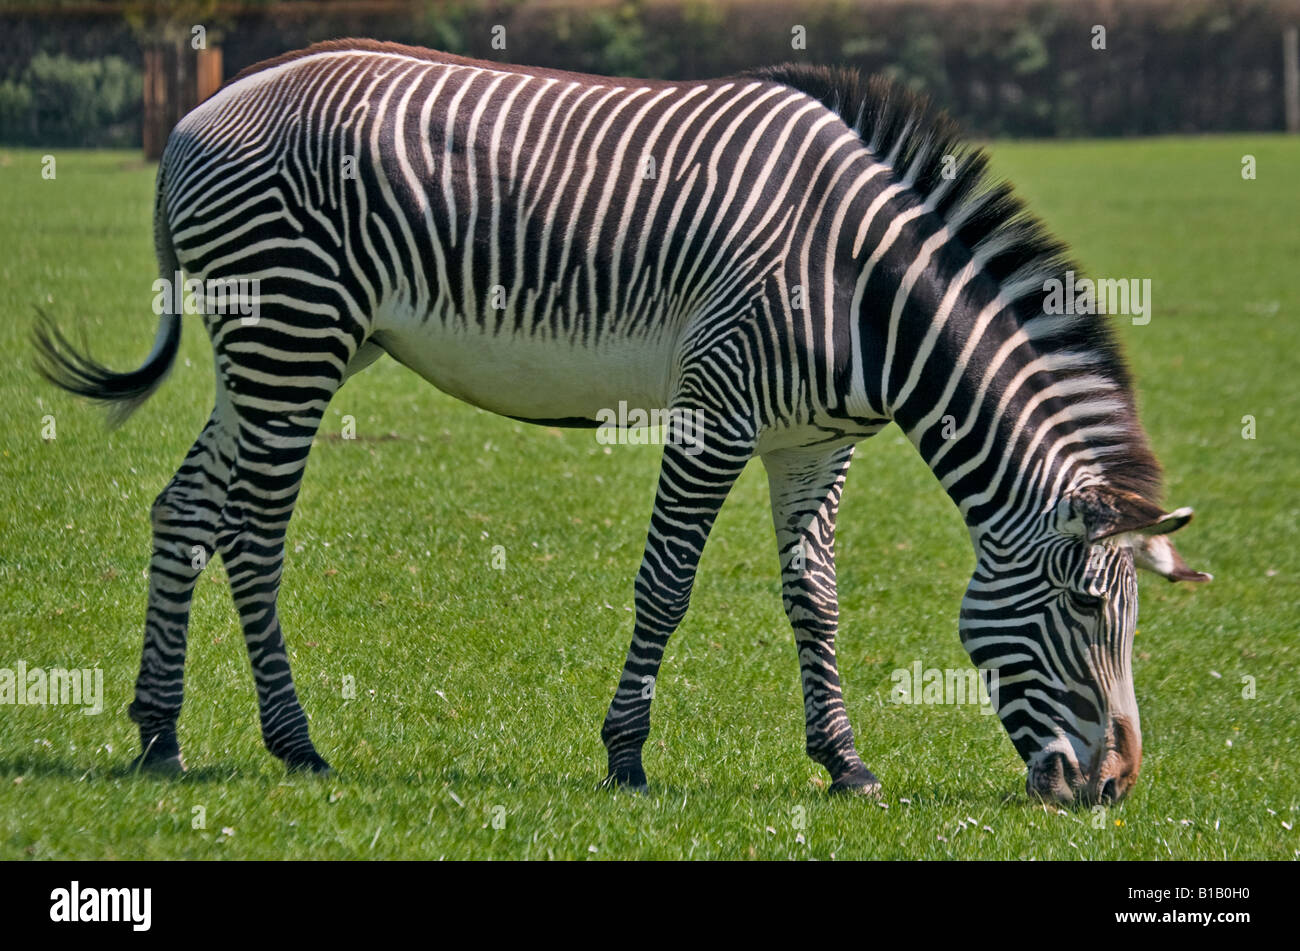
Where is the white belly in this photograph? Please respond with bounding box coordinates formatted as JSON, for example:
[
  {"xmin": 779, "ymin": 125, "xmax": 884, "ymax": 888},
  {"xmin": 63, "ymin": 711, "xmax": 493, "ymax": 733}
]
[{"xmin": 373, "ymin": 311, "xmax": 674, "ymax": 422}]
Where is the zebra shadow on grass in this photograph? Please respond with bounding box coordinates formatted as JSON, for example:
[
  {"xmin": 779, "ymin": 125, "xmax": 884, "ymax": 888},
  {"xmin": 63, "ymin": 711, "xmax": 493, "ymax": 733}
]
[
  {"xmin": 0, "ymin": 756, "xmax": 1036, "ymax": 808},
  {"xmin": 0, "ymin": 754, "xmax": 276, "ymax": 784}
]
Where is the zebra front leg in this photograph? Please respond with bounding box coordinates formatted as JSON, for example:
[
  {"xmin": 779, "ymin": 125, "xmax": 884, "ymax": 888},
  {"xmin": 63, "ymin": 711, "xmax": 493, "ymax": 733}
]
[
  {"xmin": 601, "ymin": 414, "xmax": 755, "ymax": 791},
  {"xmin": 128, "ymin": 414, "xmax": 234, "ymax": 774},
  {"xmin": 218, "ymin": 410, "xmax": 334, "ymax": 774},
  {"xmin": 762, "ymin": 445, "xmax": 880, "ymax": 795}
]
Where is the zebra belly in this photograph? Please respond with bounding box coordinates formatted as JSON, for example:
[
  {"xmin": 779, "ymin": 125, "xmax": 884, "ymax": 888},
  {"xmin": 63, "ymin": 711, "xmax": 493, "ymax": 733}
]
[{"xmin": 373, "ymin": 314, "xmax": 673, "ymax": 423}]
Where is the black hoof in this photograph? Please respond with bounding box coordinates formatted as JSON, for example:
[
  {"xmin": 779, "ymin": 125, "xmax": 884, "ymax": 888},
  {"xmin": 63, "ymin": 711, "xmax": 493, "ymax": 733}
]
[
  {"xmin": 284, "ymin": 749, "xmax": 333, "ymax": 775},
  {"xmin": 828, "ymin": 764, "xmax": 882, "ymax": 796},
  {"xmin": 600, "ymin": 764, "xmax": 649, "ymax": 794},
  {"xmin": 131, "ymin": 733, "xmax": 185, "ymax": 777}
]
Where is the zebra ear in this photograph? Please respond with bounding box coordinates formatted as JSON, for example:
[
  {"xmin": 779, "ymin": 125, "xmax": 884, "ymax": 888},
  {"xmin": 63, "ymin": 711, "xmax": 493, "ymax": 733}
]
[
  {"xmin": 1074, "ymin": 486, "xmax": 1172, "ymax": 542},
  {"xmin": 1129, "ymin": 532, "xmax": 1213, "ymax": 583},
  {"xmin": 1074, "ymin": 488, "xmax": 1211, "ymax": 583}
]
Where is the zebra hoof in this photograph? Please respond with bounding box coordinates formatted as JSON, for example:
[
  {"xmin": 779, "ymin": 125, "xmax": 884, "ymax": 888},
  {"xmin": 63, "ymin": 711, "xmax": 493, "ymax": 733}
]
[
  {"xmin": 600, "ymin": 767, "xmax": 649, "ymax": 794},
  {"xmin": 284, "ymin": 750, "xmax": 333, "ymax": 775},
  {"xmin": 828, "ymin": 765, "xmax": 882, "ymax": 797},
  {"xmin": 131, "ymin": 731, "xmax": 185, "ymax": 777}
]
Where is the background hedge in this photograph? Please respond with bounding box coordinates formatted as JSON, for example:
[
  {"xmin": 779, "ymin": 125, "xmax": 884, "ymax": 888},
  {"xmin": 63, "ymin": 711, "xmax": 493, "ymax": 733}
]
[{"xmin": 1, "ymin": 0, "xmax": 1298, "ymax": 146}]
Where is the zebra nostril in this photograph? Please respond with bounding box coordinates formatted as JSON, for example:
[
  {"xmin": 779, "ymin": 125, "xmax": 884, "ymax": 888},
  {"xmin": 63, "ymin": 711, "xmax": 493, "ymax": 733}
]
[{"xmin": 1100, "ymin": 777, "xmax": 1119, "ymax": 803}]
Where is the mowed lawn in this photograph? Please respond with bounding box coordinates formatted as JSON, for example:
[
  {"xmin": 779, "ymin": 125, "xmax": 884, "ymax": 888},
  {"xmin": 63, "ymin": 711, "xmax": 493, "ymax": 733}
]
[{"xmin": 0, "ymin": 137, "xmax": 1295, "ymax": 859}]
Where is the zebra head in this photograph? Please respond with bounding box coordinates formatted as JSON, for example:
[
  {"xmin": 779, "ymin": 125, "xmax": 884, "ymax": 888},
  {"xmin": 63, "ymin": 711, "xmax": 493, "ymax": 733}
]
[{"xmin": 963, "ymin": 486, "xmax": 1210, "ymax": 806}]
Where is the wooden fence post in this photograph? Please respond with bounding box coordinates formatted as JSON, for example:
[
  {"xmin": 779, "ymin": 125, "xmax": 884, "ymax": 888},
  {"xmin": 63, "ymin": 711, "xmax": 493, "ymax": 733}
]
[
  {"xmin": 1284, "ymin": 27, "xmax": 1299, "ymax": 133},
  {"xmin": 142, "ymin": 41, "xmax": 224, "ymax": 160},
  {"xmin": 197, "ymin": 47, "xmax": 224, "ymax": 104}
]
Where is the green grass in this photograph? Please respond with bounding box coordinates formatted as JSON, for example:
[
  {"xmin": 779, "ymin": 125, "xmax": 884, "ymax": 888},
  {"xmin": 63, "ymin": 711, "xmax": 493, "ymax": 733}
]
[{"xmin": 0, "ymin": 138, "xmax": 1296, "ymax": 859}]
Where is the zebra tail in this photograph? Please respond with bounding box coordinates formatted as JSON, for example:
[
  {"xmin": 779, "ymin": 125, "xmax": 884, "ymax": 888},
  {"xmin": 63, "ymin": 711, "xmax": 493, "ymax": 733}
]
[{"xmin": 32, "ymin": 163, "xmax": 183, "ymax": 429}]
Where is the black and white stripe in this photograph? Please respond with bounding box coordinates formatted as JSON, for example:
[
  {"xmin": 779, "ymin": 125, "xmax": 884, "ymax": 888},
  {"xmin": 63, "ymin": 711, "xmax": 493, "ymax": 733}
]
[{"xmin": 35, "ymin": 43, "xmax": 1208, "ymax": 802}]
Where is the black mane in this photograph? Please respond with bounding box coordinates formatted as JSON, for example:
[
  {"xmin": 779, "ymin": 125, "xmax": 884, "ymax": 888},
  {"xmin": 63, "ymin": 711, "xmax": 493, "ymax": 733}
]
[{"xmin": 747, "ymin": 64, "xmax": 1163, "ymax": 506}]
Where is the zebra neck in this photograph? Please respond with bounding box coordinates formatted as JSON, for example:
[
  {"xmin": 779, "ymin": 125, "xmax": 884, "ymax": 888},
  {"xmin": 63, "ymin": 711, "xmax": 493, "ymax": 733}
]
[{"xmin": 882, "ymin": 299, "xmax": 1118, "ymax": 541}]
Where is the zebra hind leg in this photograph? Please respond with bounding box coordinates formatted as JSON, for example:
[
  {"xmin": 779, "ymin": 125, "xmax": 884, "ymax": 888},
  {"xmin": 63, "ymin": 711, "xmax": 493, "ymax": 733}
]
[
  {"xmin": 207, "ymin": 316, "xmax": 353, "ymax": 774},
  {"xmin": 600, "ymin": 411, "xmax": 755, "ymax": 791},
  {"xmin": 762, "ymin": 445, "xmax": 880, "ymax": 795},
  {"xmin": 217, "ymin": 402, "xmax": 340, "ymax": 774},
  {"xmin": 129, "ymin": 413, "xmax": 235, "ymax": 774}
]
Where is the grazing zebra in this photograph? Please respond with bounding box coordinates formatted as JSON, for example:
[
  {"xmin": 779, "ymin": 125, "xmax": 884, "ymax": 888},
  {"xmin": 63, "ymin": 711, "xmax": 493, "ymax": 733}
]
[{"xmin": 36, "ymin": 40, "xmax": 1209, "ymax": 805}]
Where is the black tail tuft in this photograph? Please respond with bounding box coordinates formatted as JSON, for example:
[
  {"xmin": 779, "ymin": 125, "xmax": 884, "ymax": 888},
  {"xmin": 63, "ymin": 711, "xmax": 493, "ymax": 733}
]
[{"xmin": 32, "ymin": 307, "xmax": 182, "ymax": 429}]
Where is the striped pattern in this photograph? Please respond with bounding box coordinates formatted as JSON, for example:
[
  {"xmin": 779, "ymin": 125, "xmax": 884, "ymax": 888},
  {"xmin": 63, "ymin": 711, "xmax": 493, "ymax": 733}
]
[{"xmin": 35, "ymin": 42, "xmax": 1207, "ymax": 803}]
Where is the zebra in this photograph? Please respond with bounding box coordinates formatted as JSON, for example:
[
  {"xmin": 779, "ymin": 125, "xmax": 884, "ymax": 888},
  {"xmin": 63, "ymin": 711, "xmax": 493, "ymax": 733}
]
[{"xmin": 35, "ymin": 40, "xmax": 1209, "ymax": 805}]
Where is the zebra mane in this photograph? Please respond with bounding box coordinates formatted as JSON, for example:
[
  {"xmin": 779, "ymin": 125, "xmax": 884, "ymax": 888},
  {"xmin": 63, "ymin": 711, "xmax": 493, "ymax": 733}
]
[{"xmin": 748, "ymin": 63, "xmax": 1163, "ymax": 507}]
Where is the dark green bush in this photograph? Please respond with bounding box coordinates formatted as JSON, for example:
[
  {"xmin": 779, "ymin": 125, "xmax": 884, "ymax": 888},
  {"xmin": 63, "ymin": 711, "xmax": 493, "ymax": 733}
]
[
  {"xmin": 0, "ymin": 0, "xmax": 1292, "ymax": 144},
  {"xmin": 0, "ymin": 53, "xmax": 142, "ymax": 147}
]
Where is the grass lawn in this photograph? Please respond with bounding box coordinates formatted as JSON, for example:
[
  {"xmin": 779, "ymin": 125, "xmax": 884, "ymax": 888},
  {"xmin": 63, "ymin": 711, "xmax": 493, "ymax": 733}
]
[{"xmin": 0, "ymin": 137, "xmax": 1295, "ymax": 859}]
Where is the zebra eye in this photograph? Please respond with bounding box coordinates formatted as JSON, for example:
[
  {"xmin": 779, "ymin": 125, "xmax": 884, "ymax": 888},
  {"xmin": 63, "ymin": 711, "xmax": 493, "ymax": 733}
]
[{"xmin": 1068, "ymin": 589, "xmax": 1104, "ymax": 611}]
